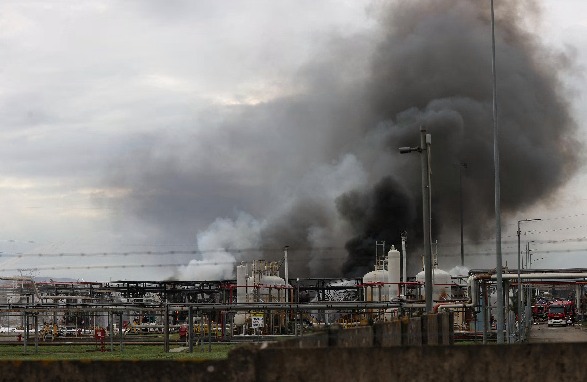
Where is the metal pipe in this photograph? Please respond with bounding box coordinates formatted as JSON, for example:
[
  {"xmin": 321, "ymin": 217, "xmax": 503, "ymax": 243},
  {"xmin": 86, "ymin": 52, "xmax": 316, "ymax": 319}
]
[
  {"xmin": 208, "ymin": 315, "xmax": 212, "ymax": 353},
  {"xmin": 166, "ymin": 302, "xmax": 402, "ymax": 311},
  {"xmin": 188, "ymin": 307, "xmax": 193, "ymax": 353},
  {"xmin": 517, "ymin": 218, "xmax": 541, "ymax": 340},
  {"xmin": 284, "ymin": 246, "xmax": 289, "ymax": 303},
  {"xmin": 118, "ymin": 313, "xmax": 123, "ymax": 352},
  {"xmin": 505, "ymin": 280, "xmax": 510, "ymax": 343},
  {"xmin": 517, "ymin": 220, "xmax": 522, "ymax": 339},
  {"xmin": 109, "ymin": 312, "xmax": 114, "ymax": 352},
  {"xmin": 34, "ymin": 314, "xmax": 38, "ymax": 354},
  {"xmin": 490, "ymin": 273, "xmax": 587, "ymax": 280},
  {"xmin": 401, "ymin": 231, "xmax": 407, "ymax": 288},
  {"xmin": 482, "ymin": 280, "xmax": 487, "ymax": 344},
  {"xmin": 526, "ymin": 243, "xmax": 532, "ymax": 329},
  {"xmin": 163, "ymin": 304, "xmax": 169, "ymax": 353}
]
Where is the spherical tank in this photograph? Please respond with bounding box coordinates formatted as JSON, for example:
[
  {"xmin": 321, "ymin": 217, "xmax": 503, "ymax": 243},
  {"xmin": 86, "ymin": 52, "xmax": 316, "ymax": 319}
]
[
  {"xmin": 363, "ymin": 269, "xmax": 390, "ymax": 302},
  {"xmin": 433, "ymin": 269, "xmax": 451, "ymax": 299},
  {"xmin": 416, "ymin": 268, "xmax": 451, "ymax": 301}
]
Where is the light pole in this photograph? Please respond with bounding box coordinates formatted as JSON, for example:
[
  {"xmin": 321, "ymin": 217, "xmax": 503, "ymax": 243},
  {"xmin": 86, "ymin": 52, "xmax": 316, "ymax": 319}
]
[
  {"xmin": 399, "ymin": 126, "xmax": 433, "ymax": 312},
  {"xmin": 490, "ymin": 0, "xmax": 505, "ymax": 344},
  {"xmin": 517, "ymin": 218, "xmax": 541, "ymax": 339},
  {"xmin": 283, "ymin": 246, "xmax": 289, "ymax": 303}
]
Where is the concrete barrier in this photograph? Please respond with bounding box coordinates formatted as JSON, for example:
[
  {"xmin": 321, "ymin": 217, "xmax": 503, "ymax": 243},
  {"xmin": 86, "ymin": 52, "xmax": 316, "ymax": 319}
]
[
  {"xmin": 407, "ymin": 316, "xmax": 423, "ymax": 346},
  {"xmin": 4, "ymin": 342, "xmax": 587, "ymax": 381},
  {"xmin": 441, "ymin": 312, "xmax": 454, "ymax": 345},
  {"xmin": 333, "ymin": 325, "xmax": 373, "ymax": 347},
  {"xmin": 426, "ymin": 313, "xmax": 440, "ymax": 345},
  {"xmin": 0, "ymin": 313, "xmax": 459, "ymax": 380},
  {"xmin": 373, "ymin": 319, "xmax": 403, "ymax": 346},
  {"xmin": 270, "ymin": 313, "xmax": 453, "ymax": 349},
  {"xmin": 255, "ymin": 343, "xmax": 587, "ymax": 381},
  {"xmin": 267, "ymin": 331, "xmax": 329, "ymax": 348}
]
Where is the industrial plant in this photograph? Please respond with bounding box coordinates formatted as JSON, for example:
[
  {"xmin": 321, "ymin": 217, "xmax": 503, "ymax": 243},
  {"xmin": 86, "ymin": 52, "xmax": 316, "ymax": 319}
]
[{"xmin": 1, "ymin": 239, "xmax": 586, "ymax": 350}]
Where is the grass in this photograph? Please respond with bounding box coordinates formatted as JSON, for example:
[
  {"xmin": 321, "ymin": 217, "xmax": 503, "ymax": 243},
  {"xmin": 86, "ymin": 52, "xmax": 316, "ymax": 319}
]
[{"xmin": 0, "ymin": 343, "xmax": 237, "ymax": 361}]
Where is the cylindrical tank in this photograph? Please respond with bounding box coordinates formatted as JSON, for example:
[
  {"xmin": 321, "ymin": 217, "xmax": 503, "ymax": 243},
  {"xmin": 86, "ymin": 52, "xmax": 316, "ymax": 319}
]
[
  {"xmin": 234, "ymin": 264, "xmax": 248, "ymax": 325},
  {"xmin": 416, "ymin": 268, "xmax": 451, "ymax": 301},
  {"xmin": 467, "ymin": 275, "xmax": 479, "ymax": 305},
  {"xmin": 236, "ymin": 264, "xmax": 248, "ymax": 304},
  {"xmin": 363, "ymin": 269, "xmax": 390, "ymax": 302},
  {"xmin": 387, "ymin": 246, "xmax": 401, "ymax": 298}
]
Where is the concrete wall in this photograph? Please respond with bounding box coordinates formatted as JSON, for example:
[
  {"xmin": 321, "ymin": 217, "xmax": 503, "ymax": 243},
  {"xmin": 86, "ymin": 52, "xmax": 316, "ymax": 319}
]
[
  {"xmin": 270, "ymin": 313, "xmax": 453, "ymax": 349},
  {"xmin": 3, "ymin": 342, "xmax": 587, "ymax": 381},
  {"xmin": 329, "ymin": 325, "xmax": 374, "ymax": 347},
  {"xmin": 255, "ymin": 344, "xmax": 587, "ymax": 381},
  {"xmin": 373, "ymin": 318, "xmax": 405, "ymax": 346}
]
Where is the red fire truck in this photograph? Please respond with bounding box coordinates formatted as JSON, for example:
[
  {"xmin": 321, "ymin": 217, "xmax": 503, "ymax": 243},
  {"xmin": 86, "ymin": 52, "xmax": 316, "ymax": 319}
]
[
  {"xmin": 532, "ymin": 303, "xmax": 548, "ymax": 322},
  {"xmin": 547, "ymin": 300, "xmax": 575, "ymax": 327}
]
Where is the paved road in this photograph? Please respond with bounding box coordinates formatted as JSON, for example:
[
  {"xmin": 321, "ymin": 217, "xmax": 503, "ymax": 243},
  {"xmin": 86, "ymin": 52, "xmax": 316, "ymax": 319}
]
[{"xmin": 528, "ymin": 323, "xmax": 587, "ymax": 343}]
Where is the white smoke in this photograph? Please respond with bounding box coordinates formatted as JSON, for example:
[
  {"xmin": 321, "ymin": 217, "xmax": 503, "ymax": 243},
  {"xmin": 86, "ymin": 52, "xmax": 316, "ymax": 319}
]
[
  {"xmin": 175, "ymin": 212, "xmax": 263, "ymax": 280},
  {"xmin": 176, "ymin": 154, "xmax": 367, "ymax": 280},
  {"xmin": 449, "ymin": 265, "xmax": 470, "ymax": 277}
]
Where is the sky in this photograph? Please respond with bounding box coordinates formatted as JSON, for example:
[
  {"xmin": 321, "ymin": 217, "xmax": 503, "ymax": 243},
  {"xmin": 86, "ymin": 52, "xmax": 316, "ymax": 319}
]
[{"xmin": 1, "ymin": 0, "xmax": 587, "ymax": 282}]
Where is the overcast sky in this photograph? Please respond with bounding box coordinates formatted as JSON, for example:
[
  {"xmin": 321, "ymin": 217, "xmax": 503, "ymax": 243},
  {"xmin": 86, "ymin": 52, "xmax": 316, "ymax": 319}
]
[{"xmin": 1, "ymin": 0, "xmax": 587, "ymax": 282}]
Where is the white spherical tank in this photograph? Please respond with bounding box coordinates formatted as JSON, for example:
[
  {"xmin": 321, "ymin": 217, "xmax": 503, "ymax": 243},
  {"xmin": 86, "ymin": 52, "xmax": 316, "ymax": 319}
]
[
  {"xmin": 416, "ymin": 268, "xmax": 452, "ymax": 301},
  {"xmin": 387, "ymin": 246, "xmax": 401, "ymax": 298},
  {"xmin": 433, "ymin": 268, "xmax": 451, "ymax": 299},
  {"xmin": 257, "ymin": 275, "xmax": 286, "ymax": 302},
  {"xmin": 363, "ymin": 269, "xmax": 390, "ymax": 302}
]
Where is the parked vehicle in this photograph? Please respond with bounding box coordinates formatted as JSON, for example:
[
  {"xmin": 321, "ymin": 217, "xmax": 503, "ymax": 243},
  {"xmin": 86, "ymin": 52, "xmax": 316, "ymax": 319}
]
[
  {"xmin": 547, "ymin": 300, "xmax": 575, "ymax": 327},
  {"xmin": 532, "ymin": 303, "xmax": 548, "ymax": 322}
]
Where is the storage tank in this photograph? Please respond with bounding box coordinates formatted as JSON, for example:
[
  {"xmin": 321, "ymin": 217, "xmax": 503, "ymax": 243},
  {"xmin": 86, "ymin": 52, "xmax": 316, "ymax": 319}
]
[
  {"xmin": 387, "ymin": 246, "xmax": 401, "ymax": 298},
  {"xmin": 363, "ymin": 269, "xmax": 390, "ymax": 302},
  {"xmin": 467, "ymin": 275, "xmax": 479, "ymax": 305},
  {"xmin": 416, "ymin": 268, "xmax": 451, "ymax": 301},
  {"xmin": 234, "ymin": 263, "xmax": 248, "ymax": 325},
  {"xmin": 236, "ymin": 263, "xmax": 248, "ymax": 303},
  {"xmin": 257, "ymin": 274, "xmax": 286, "ymax": 302}
]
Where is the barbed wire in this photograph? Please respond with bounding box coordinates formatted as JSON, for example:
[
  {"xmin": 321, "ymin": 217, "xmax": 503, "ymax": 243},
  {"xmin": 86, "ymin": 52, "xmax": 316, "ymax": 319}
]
[
  {"xmin": 0, "ymin": 247, "xmax": 342, "ymax": 258},
  {"xmin": 1, "ymin": 246, "xmax": 587, "ymax": 274},
  {"xmin": 1, "ymin": 235, "xmax": 587, "ymax": 259},
  {"xmin": 0, "ymin": 241, "xmax": 586, "ymax": 259}
]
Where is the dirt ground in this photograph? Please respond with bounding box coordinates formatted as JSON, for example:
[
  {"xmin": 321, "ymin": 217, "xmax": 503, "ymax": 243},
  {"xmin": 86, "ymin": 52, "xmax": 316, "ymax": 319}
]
[{"xmin": 527, "ymin": 323, "xmax": 587, "ymax": 343}]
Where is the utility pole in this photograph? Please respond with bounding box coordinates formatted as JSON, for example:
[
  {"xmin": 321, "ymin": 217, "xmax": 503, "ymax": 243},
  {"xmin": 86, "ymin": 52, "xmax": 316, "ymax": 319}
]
[
  {"xmin": 283, "ymin": 246, "xmax": 289, "ymax": 303},
  {"xmin": 459, "ymin": 163, "xmax": 467, "ymax": 267},
  {"xmin": 490, "ymin": 0, "xmax": 505, "ymax": 344},
  {"xmin": 517, "ymin": 218, "xmax": 541, "ymax": 340},
  {"xmin": 399, "ymin": 127, "xmax": 433, "ymax": 312}
]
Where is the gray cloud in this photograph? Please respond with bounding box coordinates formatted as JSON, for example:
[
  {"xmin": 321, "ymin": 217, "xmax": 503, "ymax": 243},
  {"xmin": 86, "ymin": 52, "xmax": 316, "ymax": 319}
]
[{"xmin": 1, "ymin": 0, "xmax": 584, "ymax": 281}]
